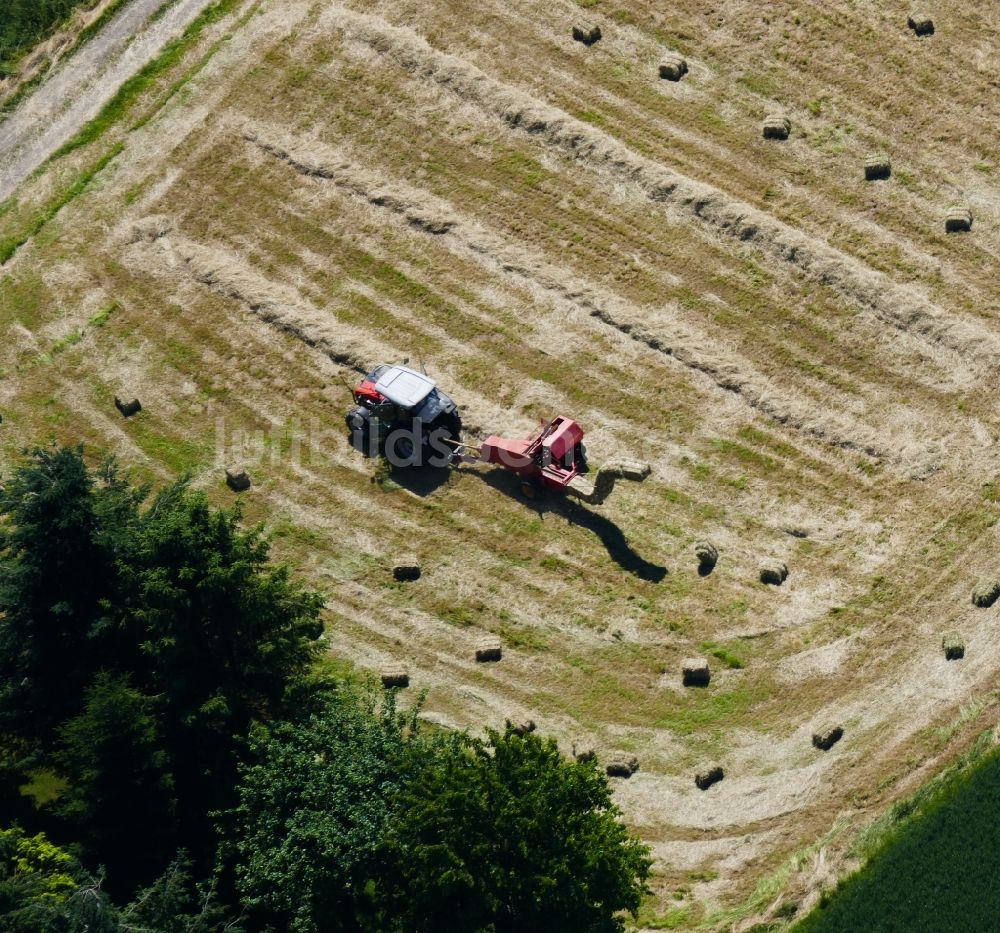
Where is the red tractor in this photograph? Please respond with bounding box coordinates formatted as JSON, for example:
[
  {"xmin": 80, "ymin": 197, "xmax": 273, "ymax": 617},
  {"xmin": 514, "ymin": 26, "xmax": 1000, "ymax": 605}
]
[{"xmin": 347, "ymin": 365, "xmax": 649, "ymax": 503}]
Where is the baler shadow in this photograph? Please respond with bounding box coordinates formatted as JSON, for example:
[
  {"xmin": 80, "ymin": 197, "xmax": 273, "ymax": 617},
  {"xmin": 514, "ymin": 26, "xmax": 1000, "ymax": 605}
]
[{"xmin": 462, "ymin": 466, "xmax": 667, "ymax": 583}]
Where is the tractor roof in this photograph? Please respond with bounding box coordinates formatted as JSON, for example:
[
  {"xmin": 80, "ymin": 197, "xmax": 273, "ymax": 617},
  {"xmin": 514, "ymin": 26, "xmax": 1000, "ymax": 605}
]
[{"xmin": 374, "ymin": 366, "xmax": 436, "ymax": 409}]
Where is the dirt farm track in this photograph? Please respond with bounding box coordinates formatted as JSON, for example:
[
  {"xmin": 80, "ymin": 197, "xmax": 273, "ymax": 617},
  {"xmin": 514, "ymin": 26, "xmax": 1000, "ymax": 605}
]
[{"xmin": 1, "ymin": 0, "xmax": 998, "ymax": 927}]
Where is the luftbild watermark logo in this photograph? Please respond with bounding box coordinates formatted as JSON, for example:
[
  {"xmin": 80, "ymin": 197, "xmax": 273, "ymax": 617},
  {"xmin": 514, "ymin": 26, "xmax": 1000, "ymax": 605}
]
[
  {"xmin": 212, "ymin": 416, "xmax": 589, "ymax": 473},
  {"xmin": 213, "ymin": 415, "xmax": 463, "ymax": 471}
]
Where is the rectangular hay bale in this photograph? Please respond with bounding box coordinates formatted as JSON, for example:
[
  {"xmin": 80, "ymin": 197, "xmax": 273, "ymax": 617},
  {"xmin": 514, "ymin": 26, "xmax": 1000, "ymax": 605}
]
[
  {"xmin": 812, "ymin": 724, "xmax": 843, "ymax": 751},
  {"xmin": 380, "ymin": 666, "xmax": 410, "ymax": 688},
  {"xmin": 572, "ymin": 24, "xmax": 602, "ymax": 45},
  {"xmin": 682, "ymin": 657, "xmax": 711, "ymax": 687},
  {"xmin": 946, "ymin": 207, "xmax": 973, "ymax": 233},
  {"xmin": 392, "ymin": 556, "xmax": 421, "ymax": 582},
  {"xmin": 864, "ymin": 154, "xmax": 891, "ymax": 180},
  {"xmin": 658, "ymin": 54, "xmax": 688, "ymax": 81},
  {"xmin": 942, "ymin": 631, "xmax": 965, "ymax": 661},
  {"xmin": 475, "ymin": 636, "xmax": 503, "ymax": 663},
  {"xmin": 606, "ymin": 753, "xmax": 639, "ymax": 777},
  {"xmin": 695, "ymin": 766, "xmax": 724, "ymax": 790},
  {"xmin": 762, "ymin": 115, "xmax": 791, "ymax": 140}
]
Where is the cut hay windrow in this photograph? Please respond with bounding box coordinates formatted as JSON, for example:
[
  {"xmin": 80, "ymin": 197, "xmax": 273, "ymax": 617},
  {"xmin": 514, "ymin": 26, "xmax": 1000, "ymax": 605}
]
[
  {"xmin": 331, "ymin": 8, "xmax": 1000, "ymax": 369},
  {"xmin": 242, "ymin": 122, "xmax": 893, "ymax": 463}
]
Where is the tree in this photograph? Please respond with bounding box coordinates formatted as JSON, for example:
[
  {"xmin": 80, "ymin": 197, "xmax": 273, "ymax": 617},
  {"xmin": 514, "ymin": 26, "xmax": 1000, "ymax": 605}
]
[
  {"xmin": 120, "ymin": 851, "xmax": 241, "ymax": 933},
  {"xmin": 0, "ymin": 446, "xmax": 138, "ymax": 748},
  {"xmin": 381, "ymin": 726, "xmax": 652, "ymax": 933},
  {"xmin": 124, "ymin": 481, "xmax": 325, "ymax": 864},
  {"xmin": 0, "ymin": 446, "xmax": 326, "ymax": 888},
  {"xmin": 0, "ymin": 825, "xmax": 119, "ymax": 933},
  {"xmin": 227, "ymin": 691, "xmax": 417, "ymax": 933},
  {"xmin": 55, "ymin": 673, "xmax": 175, "ymax": 895}
]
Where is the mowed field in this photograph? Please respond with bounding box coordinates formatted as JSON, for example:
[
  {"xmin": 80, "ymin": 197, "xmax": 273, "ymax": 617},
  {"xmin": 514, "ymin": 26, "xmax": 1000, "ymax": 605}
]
[{"xmin": 1, "ymin": 0, "xmax": 999, "ymax": 926}]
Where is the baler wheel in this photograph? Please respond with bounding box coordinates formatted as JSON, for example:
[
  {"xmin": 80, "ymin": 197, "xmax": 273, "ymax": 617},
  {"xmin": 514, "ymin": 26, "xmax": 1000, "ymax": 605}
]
[{"xmin": 520, "ymin": 479, "xmax": 542, "ymax": 499}]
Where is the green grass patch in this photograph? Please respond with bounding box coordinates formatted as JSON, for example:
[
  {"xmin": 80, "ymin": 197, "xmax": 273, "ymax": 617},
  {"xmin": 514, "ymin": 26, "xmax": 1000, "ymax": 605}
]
[
  {"xmin": 656, "ymin": 681, "xmax": 764, "ymax": 736},
  {"xmin": 700, "ymin": 640, "xmax": 745, "ymax": 670},
  {"xmin": 492, "ymin": 149, "xmax": 548, "ymax": 189},
  {"xmin": 128, "ymin": 422, "xmax": 213, "ymax": 475},
  {"xmin": 0, "ymin": 143, "xmax": 122, "ymax": 265},
  {"xmin": 736, "ymin": 71, "xmax": 780, "ymax": 97},
  {"xmin": 710, "ymin": 438, "xmax": 778, "ymax": 473},
  {"xmin": 0, "ymin": 0, "xmax": 93, "ymax": 73},
  {"xmin": 51, "ymin": 0, "xmax": 245, "ymax": 163}
]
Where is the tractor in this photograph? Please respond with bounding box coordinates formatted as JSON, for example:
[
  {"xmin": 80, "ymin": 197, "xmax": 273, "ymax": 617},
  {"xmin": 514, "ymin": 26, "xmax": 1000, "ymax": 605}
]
[
  {"xmin": 346, "ymin": 363, "xmax": 462, "ymax": 465},
  {"xmin": 347, "ymin": 364, "xmax": 649, "ymax": 503}
]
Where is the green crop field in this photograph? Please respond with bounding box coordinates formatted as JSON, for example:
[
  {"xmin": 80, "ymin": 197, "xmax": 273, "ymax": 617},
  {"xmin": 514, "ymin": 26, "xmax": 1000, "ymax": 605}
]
[{"xmin": 797, "ymin": 745, "xmax": 1000, "ymax": 932}]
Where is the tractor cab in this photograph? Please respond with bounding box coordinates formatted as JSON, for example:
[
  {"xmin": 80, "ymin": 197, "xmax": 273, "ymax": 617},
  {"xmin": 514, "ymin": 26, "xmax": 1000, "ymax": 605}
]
[{"xmin": 346, "ymin": 364, "xmax": 462, "ymax": 464}]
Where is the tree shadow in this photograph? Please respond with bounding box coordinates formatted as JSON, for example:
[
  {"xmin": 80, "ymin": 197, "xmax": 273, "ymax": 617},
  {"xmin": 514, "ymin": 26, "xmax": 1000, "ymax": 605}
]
[{"xmin": 461, "ymin": 466, "xmax": 667, "ymax": 583}]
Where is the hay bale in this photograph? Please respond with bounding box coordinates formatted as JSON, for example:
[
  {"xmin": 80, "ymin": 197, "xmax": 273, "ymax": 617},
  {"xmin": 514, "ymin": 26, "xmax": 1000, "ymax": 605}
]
[
  {"xmin": 759, "ymin": 561, "xmax": 789, "ymax": 586},
  {"xmin": 945, "ymin": 206, "xmax": 973, "ymax": 233},
  {"xmin": 762, "ymin": 114, "xmax": 791, "ymax": 140},
  {"xmin": 971, "ymin": 579, "xmax": 1000, "ymax": 608},
  {"xmin": 658, "ymin": 53, "xmax": 688, "ymax": 81},
  {"xmin": 114, "ymin": 396, "xmax": 142, "ymax": 418},
  {"xmin": 682, "ymin": 657, "xmax": 711, "ymax": 687},
  {"xmin": 392, "ymin": 556, "xmax": 421, "ymax": 582},
  {"xmin": 572, "ymin": 24, "xmax": 602, "ymax": 45},
  {"xmin": 572, "ymin": 743, "xmax": 596, "ymax": 763},
  {"xmin": 505, "ymin": 717, "xmax": 536, "ymax": 736},
  {"xmin": 225, "ymin": 466, "xmax": 251, "ymax": 492},
  {"xmin": 380, "ymin": 666, "xmax": 410, "ymax": 688},
  {"xmin": 695, "ymin": 766, "xmax": 724, "ymax": 790},
  {"xmin": 942, "ymin": 631, "xmax": 965, "ymax": 661},
  {"xmin": 695, "ymin": 541, "xmax": 718, "ymax": 576},
  {"xmin": 907, "ymin": 13, "xmax": 934, "ymax": 36},
  {"xmin": 615, "ymin": 459, "xmax": 652, "ymax": 480},
  {"xmin": 864, "ymin": 154, "xmax": 891, "ymax": 181},
  {"xmin": 812, "ymin": 724, "xmax": 843, "ymax": 751},
  {"xmin": 606, "ymin": 753, "xmax": 639, "ymax": 777},
  {"xmin": 475, "ymin": 635, "xmax": 503, "ymax": 663}
]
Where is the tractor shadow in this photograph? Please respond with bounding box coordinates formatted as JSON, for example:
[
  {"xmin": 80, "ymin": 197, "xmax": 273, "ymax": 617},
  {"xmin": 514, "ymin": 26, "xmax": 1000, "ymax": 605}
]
[
  {"xmin": 388, "ymin": 463, "xmax": 452, "ymax": 497},
  {"xmin": 347, "ymin": 432, "xmax": 452, "ymax": 497},
  {"xmin": 463, "ymin": 467, "xmax": 667, "ymax": 583}
]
